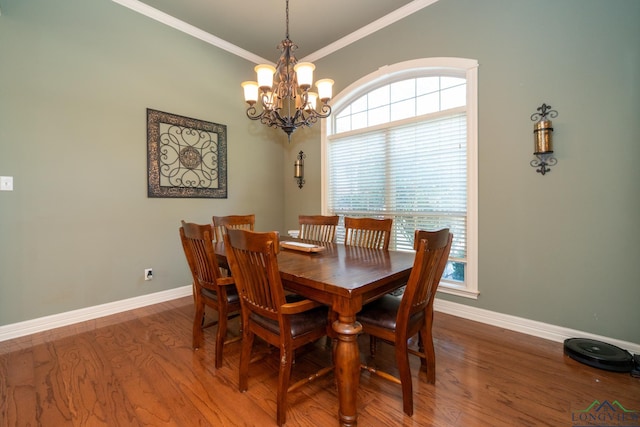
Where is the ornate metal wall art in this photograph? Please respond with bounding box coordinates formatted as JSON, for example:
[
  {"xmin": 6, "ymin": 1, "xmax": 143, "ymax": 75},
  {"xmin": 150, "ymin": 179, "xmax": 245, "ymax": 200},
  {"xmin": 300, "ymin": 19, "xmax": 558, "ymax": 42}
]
[{"xmin": 147, "ymin": 109, "xmax": 227, "ymax": 198}]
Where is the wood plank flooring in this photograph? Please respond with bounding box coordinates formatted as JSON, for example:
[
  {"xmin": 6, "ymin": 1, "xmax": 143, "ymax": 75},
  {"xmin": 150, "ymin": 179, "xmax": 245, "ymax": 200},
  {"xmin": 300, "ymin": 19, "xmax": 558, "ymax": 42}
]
[{"xmin": 1, "ymin": 296, "xmax": 639, "ymax": 426}]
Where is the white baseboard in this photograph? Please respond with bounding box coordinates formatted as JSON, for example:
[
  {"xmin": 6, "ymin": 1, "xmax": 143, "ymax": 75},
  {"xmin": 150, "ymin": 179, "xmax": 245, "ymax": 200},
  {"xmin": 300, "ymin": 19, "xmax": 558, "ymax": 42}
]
[
  {"xmin": 0, "ymin": 286, "xmax": 192, "ymax": 342},
  {"xmin": 434, "ymin": 299, "xmax": 640, "ymax": 355},
  {"xmin": 1, "ymin": 287, "xmax": 638, "ymax": 357}
]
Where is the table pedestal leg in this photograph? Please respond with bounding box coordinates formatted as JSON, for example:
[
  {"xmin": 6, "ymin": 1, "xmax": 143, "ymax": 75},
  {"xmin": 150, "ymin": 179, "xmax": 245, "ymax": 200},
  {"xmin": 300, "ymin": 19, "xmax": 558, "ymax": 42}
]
[{"xmin": 333, "ymin": 316, "xmax": 363, "ymax": 427}]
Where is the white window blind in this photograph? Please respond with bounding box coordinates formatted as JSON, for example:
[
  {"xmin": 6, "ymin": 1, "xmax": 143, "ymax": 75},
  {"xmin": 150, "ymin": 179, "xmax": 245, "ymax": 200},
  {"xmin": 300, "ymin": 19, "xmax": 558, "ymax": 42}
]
[{"xmin": 327, "ymin": 113, "xmax": 467, "ymax": 270}]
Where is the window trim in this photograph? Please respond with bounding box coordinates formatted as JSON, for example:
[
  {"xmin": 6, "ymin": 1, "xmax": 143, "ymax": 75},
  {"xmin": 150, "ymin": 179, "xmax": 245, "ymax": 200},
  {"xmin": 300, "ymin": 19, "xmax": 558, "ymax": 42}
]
[{"xmin": 321, "ymin": 57, "xmax": 479, "ymax": 299}]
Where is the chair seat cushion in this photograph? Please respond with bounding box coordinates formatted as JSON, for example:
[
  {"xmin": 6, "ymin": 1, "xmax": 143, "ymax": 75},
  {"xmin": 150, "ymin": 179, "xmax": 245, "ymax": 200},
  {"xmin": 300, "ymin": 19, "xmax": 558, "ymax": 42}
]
[
  {"xmin": 201, "ymin": 286, "xmax": 240, "ymax": 304},
  {"xmin": 357, "ymin": 295, "xmax": 424, "ymax": 331},
  {"xmin": 250, "ymin": 295, "xmax": 328, "ymax": 338},
  {"xmin": 357, "ymin": 295, "xmax": 401, "ymax": 330}
]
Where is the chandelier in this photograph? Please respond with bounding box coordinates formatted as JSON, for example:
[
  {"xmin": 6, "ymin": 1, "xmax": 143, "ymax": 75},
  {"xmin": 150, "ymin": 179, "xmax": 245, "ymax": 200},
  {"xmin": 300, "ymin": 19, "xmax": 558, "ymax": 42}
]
[{"xmin": 241, "ymin": 0, "xmax": 334, "ymax": 141}]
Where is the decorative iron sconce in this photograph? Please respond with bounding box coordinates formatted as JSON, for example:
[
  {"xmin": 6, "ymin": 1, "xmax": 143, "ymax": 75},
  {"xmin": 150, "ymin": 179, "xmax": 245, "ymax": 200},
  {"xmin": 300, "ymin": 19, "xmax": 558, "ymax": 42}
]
[
  {"xmin": 530, "ymin": 103, "xmax": 558, "ymax": 175},
  {"xmin": 294, "ymin": 150, "xmax": 305, "ymax": 189}
]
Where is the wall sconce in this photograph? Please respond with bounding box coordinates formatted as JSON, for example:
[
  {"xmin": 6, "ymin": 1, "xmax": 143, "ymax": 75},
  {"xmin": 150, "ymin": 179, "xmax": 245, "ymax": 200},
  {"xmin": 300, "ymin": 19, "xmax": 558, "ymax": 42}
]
[
  {"xmin": 294, "ymin": 150, "xmax": 305, "ymax": 189},
  {"xmin": 530, "ymin": 103, "xmax": 558, "ymax": 175}
]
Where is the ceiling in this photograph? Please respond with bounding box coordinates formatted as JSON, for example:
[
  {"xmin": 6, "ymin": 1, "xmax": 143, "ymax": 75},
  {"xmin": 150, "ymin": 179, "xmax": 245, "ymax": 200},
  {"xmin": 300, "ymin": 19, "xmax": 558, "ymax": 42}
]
[{"xmin": 118, "ymin": 0, "xmax": 439, "ymax": 64}]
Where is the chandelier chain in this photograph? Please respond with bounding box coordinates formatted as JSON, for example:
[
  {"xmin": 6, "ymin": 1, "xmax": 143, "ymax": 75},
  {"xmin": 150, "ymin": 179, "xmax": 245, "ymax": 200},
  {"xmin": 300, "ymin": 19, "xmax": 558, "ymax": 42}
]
[{"xmin": 285, "ymin": 0, "xmax": 289, "ymax": 39}]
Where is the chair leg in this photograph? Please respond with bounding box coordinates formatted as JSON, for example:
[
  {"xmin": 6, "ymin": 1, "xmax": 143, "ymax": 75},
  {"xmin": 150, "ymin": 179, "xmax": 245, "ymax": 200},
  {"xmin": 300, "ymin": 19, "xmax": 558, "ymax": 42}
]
[
  {"xmin": 419, "ymin": 327, "xmax": 436, "ymax": 383},
  {"xmin": 395, "ymin": 340, "xmax": 414, "ymax": 416},
  {"xmin": 417, "ymin": 332, "xmax": 426, "ymax": 367},
  {"xmin": 215, "ymin": 307, "xmax": 228, "ymax": 368},
  {"xmin": 192, "ymin": 299, "xmax": 205, "ymax": 349},
  {"xmin": 239, "ymin": 326, "xmax": 254, "ymax": 392},
  {"xmin": 370, "ymin": 336, "xmax": 378, "ymax": 357},
  {"xmin": 277, "ymin": 343, "xmax": 294, "ymax": 426}
]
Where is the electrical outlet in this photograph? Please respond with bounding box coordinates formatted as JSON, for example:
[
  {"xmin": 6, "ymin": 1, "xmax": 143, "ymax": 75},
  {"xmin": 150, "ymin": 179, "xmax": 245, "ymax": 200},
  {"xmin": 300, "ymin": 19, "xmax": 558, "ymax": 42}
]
[
  {"xmin": 0, "ymin": 176, "xmax": 13, "ymax": 191},
  {"xmin": 144, "ymin": 268, "xmax": 153, "ymax": 281}
]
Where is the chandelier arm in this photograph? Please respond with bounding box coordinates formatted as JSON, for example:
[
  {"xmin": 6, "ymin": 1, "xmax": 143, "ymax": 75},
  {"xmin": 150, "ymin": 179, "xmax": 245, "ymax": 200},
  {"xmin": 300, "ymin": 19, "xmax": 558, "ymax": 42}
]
[
  {"xmin": 246, "ymin": 105, "xmax": 267, "ymax": 121},
  {"xmin": 316, "ymin": 104, "xmax": 332, "ymax": 118},
  {"xmin": 271, "ymin": 109, "xmax": 292, "ymax": 130},
  {"xmin": 302, "ymin": 117, "xmax": 316, "ymax": 127},
  {"xmin": 274, "ymin": 108, "xmax": 301, "ymax": 128},
  {"xmin": 263, "ymin": 110, "xmax": 280, "ymax": 129}
]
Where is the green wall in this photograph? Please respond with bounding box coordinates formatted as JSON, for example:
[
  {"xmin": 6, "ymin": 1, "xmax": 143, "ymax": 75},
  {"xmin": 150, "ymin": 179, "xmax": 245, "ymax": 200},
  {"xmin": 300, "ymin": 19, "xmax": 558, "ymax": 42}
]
[
  {"xmin": 0, "ymin": 0, "xmax": 285, "ymax": 324},
  {"xmin": 1, "ymin": 0, "xmax": 639, "ymax": 345},
  {"xmin": 285, "ymin": 0, "xmax": 640, "ymax": 343}
]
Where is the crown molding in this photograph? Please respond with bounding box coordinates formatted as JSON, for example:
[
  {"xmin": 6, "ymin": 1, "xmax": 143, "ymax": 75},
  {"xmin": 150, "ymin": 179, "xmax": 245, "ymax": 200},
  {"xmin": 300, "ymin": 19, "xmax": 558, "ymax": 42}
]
[
  {"xmin": 112, "ymin": 0, "xmax": 439, "ymax": 65},
  {"xmin": 111, "ymin": 0, "xmax": 274, "ymax": 65},
  {"xmin": 302, "ymin": 0, "xmax": 440, "ymax": 63}
]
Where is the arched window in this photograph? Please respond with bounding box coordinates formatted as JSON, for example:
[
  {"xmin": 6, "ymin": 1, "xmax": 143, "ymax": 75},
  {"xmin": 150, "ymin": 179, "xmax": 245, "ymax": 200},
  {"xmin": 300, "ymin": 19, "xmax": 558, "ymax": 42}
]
[{"xmin": 323, "ymin": 58, "xmax": 478, "ymax": 298}]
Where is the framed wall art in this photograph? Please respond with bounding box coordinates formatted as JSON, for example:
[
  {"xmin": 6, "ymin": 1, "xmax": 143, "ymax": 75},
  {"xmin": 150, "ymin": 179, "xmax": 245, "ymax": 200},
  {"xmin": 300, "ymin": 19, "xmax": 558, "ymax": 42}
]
[{"xmin": 147, "ymin": 108, "xmax": 227, "ymax": 198}]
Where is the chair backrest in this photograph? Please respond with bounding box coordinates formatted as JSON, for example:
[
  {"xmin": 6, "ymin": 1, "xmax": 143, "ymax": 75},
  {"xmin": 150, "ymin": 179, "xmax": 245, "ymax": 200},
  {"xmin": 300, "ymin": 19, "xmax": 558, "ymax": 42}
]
[
  {"xmin": 344, "ymin": 217, "xmax": 393, "ymax": 250},
  {"xmin": 212, "ymin": 214, "xmax": 255, "ymax": 242},
  {"xmin": 298, "ymin": 215, "xmax": 339, "ymax": 242},
  {"xmin": 399, "ymin": 229, "xmax": 453, "ymax": 325},
  {"xmin": 223, "ymin": 229, "xmax": 285, "ymax": 322},
  {"xmin": 180, "ymin": 221, "xmax": 224, "ymax": 290}
]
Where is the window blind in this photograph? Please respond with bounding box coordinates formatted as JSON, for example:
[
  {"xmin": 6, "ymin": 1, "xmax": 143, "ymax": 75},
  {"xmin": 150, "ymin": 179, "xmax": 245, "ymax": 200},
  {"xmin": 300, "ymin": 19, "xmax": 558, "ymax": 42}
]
[{"xmin": 327, "ymin": 113, "xmax": 467, "ymax": 262}]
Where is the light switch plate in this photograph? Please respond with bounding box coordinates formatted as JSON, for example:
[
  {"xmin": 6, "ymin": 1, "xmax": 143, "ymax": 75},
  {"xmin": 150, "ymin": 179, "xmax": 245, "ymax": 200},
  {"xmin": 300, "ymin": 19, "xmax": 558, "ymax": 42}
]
[{"xmin": 0, "ymin": 176, "xmax": 14, "ymax": 191}]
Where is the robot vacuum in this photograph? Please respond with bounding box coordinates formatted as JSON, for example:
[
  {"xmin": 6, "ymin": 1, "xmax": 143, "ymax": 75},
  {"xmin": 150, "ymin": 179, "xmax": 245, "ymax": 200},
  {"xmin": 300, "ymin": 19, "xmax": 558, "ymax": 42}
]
[{"xmin": 564, "ymin": 338, "xmax": 634, "ymax": 372}]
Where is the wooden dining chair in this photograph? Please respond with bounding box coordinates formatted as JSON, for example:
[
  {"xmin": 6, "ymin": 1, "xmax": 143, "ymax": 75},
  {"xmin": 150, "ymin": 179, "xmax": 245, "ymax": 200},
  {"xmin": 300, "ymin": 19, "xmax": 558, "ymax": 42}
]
[
  {"xmin": 344, "ymin": 216, "xmax": 393, "ymax": 250},
  {"xmin": 212, "ymin": 214, "xmax": 255, "ymax": 242},
  {"xmin": 223, "ymin": 229, "xmax": 332, "ymax": 426},
  {"xmin": 298, "ymin": 214, "xmax": 339, "ymax": 242},
  {"xmin": 357, "ymin": 228, "xmax": 453, "ymax": 416},
  {"xmin": 179, "ymin": 221, "xmax": 242, "ymax": 368}
]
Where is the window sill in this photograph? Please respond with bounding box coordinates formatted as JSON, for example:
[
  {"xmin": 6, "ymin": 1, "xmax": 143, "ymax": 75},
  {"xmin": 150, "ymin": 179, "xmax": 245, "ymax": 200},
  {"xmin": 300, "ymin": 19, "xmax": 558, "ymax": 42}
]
[{"xmin": 438, "ymin": 282, "xmax": 479, "ymax": 299}]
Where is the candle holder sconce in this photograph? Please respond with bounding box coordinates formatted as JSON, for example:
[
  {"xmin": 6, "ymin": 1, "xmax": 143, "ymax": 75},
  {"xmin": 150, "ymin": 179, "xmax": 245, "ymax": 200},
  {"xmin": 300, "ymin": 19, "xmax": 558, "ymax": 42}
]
[
  {"xmin": 530, "ymin": 103, "xmax": 558, "ymax": 175},
  {"xmin": 294, "ymin": 151, "xmax": 305, "ymax": 189}
]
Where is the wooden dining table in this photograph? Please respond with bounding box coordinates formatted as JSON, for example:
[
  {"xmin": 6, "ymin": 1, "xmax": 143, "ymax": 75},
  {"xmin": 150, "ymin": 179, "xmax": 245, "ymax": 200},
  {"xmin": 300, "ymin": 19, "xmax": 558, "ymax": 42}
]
[{"xmin": 215, "ymin": 238, "xmax": 416, "ymax": 426}]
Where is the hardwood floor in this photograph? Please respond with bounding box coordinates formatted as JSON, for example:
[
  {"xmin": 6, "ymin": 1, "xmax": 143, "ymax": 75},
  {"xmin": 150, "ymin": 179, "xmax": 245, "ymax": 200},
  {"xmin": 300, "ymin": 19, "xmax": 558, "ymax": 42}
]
[{"xmin": 1, "ymin": 296, "xmax": 638, "ymax": 426}]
